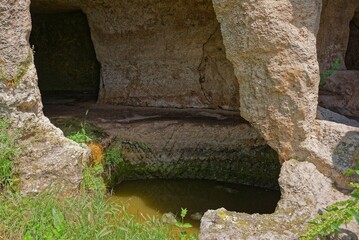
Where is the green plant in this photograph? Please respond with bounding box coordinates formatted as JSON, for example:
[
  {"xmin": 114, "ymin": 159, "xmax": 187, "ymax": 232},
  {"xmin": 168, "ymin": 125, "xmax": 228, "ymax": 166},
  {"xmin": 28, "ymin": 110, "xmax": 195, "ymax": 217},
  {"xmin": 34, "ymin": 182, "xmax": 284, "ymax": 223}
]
[
  {"xmin": 0, "ymin": 48, "xmax": 33, "ymax": 87},
  {"xmin": 319, "ymin": 59, "xmax": 340, "ymax": 86},
  {"xmin": 175, "ymin": 208, "xmax": 197, "ymax": 240},
  {"xmin": 50, "ymin": 116, "xmax": 108, "ymax": 141},
  {"xmin": 0, "ymin": 118, "xmax": 19, "ymax": 189},
  {"xmin": 81, "ymin": 164, "xmax": 106, "ymax": 193},
  {"xmin": 105, "ymin": 147, "xmax": 124, "ymax": 166},
  {"xmin": 67, "ymin": 122, "xmax": 92, "ymax": 144},
  {"xmin": 301, "ymin": 160, "xmax": 359, "ymax": 240},
  {"xmin": 104, "ymin": 146, "xmax": 124, "ymax": 175},
  {"xmin": 0, "ymin": 190, "xmax": 175, "ymax": 239}
]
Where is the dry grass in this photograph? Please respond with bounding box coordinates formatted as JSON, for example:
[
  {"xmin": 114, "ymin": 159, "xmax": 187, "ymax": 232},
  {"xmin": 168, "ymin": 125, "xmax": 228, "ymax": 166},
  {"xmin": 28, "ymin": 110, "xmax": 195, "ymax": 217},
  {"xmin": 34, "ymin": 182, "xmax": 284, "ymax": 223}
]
[{"xmin": 88, "ymin": 143, "xmax": 104, "ymax": 165}]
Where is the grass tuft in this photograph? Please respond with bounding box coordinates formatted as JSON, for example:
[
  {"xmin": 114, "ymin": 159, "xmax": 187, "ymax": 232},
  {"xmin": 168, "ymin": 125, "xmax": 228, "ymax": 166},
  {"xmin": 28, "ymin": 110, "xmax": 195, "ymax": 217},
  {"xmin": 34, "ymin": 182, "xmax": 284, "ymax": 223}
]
[
  {"xmin": 0, "ymin": 118, "xmax": 19, "ymax": 190},
  {"xmin": 0, "ymin": 191, "xmax": 176, "ymax": 240}
]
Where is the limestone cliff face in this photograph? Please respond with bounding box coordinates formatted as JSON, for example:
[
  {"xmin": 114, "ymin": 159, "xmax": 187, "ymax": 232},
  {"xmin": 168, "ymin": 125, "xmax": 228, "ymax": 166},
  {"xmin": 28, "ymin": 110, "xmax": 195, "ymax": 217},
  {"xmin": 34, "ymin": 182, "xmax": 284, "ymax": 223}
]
[
  {"xmin": 212, "ymin": 0, "xmax": 359, "ymax": 189},
  {"xmin": 209, "ymin": 0, "xmax": 359, "ymax": 238},
  {"xmin": 0, "ymin": 0, "xmax": 89, "ymax": 195},
  {"xmin": 317, "ymin": 0, "xmax": 359, "ymax": 120},
  {"xmin": 212, "ymin": 0, "xmax": 322, "ymax": 161},
  {"xmin": 317, "ymin": 0, "xmax": 359, "ymax": 72},
  {"xmin": 1, "ymin": 0, "xmax": 359, "ymax": 238},
  {"xmin": 84, "ymin": 0, "xmax": 239, "ymax": 109},
  {"xmin": 31, "ymin": 0, "xmax": 239, "ymax": 110}
]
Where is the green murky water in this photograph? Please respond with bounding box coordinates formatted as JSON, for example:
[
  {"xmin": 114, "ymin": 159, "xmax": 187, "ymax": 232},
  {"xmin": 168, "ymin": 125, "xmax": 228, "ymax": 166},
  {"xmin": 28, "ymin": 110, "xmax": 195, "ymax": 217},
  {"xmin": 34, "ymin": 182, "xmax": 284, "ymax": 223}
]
[{"xmin": 109, "ymin": 179, "xmax": 281, "ymax": 234}]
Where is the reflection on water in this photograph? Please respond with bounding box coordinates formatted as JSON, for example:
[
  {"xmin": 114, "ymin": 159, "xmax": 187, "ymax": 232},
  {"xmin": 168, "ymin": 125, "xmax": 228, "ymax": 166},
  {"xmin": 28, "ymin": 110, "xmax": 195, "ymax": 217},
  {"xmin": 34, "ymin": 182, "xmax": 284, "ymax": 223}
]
[{"xmin": 109, "ymin": 179, "xmax": 280, "ymax": 233}]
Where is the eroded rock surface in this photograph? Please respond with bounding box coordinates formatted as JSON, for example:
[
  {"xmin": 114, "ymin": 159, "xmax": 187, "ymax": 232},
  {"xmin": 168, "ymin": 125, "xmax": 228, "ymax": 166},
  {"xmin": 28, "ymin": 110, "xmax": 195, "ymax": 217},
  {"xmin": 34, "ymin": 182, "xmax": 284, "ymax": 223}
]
[
  {"xmin": 317, "ymin": 106, "xmax": 359, "ymax": 128},
  {"xmin": 319, "ymin": 71, "xmax": 359, "ymax": 119},
  {"xmin": 100, "ymin": 120, "xmax": 279, "ymax": 189},
  {"xmin": 317, "ymin": 0, "xmax": 359, "ymax": 71},
  {"xmin": 1, "ymin": 0, "xmax": 358, "ymax": 238},
  {"xmin": 200, "ymin": 160, "xmax": 358, "ymax": 240},
  {"xmin": 45, "ymin": 103, "xmax": 280, "ymax": 189},
  {"xmin": 31, "ymin": 0, "xmax": 239, "ymax": 110},
  {"xmin": 346, "ymin": 8, "xmax": 359, "ymax": 70},
  {"xmin": 212, "ymin": 0, "xmax": 359, "ymax": 189},
  {"xmin": 87, "ymin": 0, "xmax": 238, "ymax": 109},
  {"xmin": 212, "ymin": 0, "xmax": 321, "ymax": 161},
  {"xmin": 0, "ymin": 0, "xmax": 89, "ymax": 195}
]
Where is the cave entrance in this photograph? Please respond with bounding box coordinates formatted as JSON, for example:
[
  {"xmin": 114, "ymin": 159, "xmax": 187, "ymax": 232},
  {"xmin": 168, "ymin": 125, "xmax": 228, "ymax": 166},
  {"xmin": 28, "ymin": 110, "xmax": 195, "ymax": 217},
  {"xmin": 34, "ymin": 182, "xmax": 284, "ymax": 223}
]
[
  {"xmin": 29, "ymin": 0, "xmax": 281, "ymax": 199},
  {"xmin": 30, "ymin": 8, "xmax": 100, "ymax": 105},
  {"xmin": 345, "ymin": 8, "xmax": 359, "ymax": 70}
]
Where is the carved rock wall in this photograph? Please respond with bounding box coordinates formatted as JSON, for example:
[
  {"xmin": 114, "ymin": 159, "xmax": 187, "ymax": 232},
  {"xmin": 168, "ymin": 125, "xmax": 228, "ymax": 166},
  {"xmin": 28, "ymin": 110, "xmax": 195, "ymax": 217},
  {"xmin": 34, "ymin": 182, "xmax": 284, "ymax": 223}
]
[
  {"xmin": 212, "ymin": 0, "xmax": 321, "ymax": 161},
  {"xmin": 346, "ymin": 8, "xmax": 359, "ymax": 70},
  {"xmin": 2, "ymin": 0, "xmax": 359, "ymax": 238},
  {"xmin": 317, "ymin": 1, "xmax": 359, "ymax": 120},
  {"xmin": 317, "ymin": 0, "xmax": 359, "ymax": 71},
  {"xmin": 319, "ymin": 71, "xmax": 359, "ymax": 119},
  {"xmin": 30, "ymin": 11, "xmax": 100, "ymax": 93},
  {"xmin": 212, "ymin": 0, "xmax": 359, "ymax": 188},
  {"xmin": 87, "ymin": 0, "xmax": 238, "ymax": 109},
  {"xmin": 0, "ymin": 0, "xmax": 89, "ymax": 195},
  {"xmin": 31, "ymin": 0, "xmax": 239, "ymax": 110},
  {"xmin": 205, "ymin": 0, "xmax": 359, "ymax": 237}
]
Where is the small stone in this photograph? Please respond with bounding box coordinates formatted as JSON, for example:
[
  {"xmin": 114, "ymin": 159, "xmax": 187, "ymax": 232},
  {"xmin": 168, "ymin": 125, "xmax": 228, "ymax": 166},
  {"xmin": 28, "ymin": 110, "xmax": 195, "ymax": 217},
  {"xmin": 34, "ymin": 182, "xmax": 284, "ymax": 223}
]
[{"xmin": 161, "ymin": 212, "xmax": 177, "ymax": 225}]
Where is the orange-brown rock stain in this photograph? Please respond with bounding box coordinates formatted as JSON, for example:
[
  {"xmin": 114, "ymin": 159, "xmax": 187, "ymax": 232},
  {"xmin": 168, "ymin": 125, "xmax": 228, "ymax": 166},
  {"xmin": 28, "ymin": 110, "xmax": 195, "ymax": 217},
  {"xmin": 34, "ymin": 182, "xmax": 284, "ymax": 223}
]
[{"xmin": 88, "ymin": 143, "xmax": 104, "ymax": 165}]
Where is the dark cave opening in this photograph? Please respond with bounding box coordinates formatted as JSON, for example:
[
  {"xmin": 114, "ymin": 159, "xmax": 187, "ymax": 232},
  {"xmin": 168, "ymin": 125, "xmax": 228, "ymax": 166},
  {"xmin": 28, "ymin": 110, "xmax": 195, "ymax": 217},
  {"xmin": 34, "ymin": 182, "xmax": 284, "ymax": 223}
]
[
  {"xmin": 345, "ymin": 9, "xmax": 359, "ymax": 70},
  {"xmin": 30, "ymin": 9, "xmax": 100, "ymax": 105}
]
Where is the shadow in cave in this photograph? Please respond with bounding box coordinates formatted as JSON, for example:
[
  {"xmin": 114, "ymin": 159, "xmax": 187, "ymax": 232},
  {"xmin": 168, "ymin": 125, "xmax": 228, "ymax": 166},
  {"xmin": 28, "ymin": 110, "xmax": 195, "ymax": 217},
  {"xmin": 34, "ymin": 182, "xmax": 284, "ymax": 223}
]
[
  {"xmin": 317, "ymin": 6, "xmax": 359, "ymax": 122},
  {"xmin": 30, "ymin": 8, "xmax": 100, "ymax": 106},
  {"xmin": 345, "ymin": 8, "xmax": 359, "ymax": 71}
]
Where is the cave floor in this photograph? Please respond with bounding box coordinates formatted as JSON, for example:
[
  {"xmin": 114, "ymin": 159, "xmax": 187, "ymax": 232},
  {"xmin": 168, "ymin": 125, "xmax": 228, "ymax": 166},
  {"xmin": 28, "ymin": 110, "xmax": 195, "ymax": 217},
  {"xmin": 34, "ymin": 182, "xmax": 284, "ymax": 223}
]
[
  {"xmin": 43, "ymin": 98, "xmax": 254, "ymax": 152},
  {"xmin": 42, "ymin": 98, "xmax": 261, "ymax": 158},
  {"xmin": 43, "ymin": 99, "xmax": 247, "ymax": 127}
]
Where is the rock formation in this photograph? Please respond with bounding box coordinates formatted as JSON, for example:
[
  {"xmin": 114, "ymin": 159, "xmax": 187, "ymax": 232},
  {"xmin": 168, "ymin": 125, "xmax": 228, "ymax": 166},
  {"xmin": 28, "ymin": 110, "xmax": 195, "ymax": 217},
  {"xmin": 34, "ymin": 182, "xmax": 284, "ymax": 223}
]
[
  {"xmin": 0, "ymin": 0, "xmax": 358, "ymax": 238},
  {"xmin": 317, "ymin": 0, "xmax": 359, "ymax": 120},
  {"xmin": 317, "ymin": 0, "xmax": 359, "ymax": 72},
  {"xmin": 200, "ymin": 160, "xmax": 358, "ymax": 239},
  {"xmin": 0, "ymin": 0, "xmax": 89, "ymax": 195},
  {"xmin": 319, "ymin": 71, "xmax": 359, "ymax": 119},
  {"xmin": 31, "ymin": 0, "xmax": 239, "ymax": 110}
]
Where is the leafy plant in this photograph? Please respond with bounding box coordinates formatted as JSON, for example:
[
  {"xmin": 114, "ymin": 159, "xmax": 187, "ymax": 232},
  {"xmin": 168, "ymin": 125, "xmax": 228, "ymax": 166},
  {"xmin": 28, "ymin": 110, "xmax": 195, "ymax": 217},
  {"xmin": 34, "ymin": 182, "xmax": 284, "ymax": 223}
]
[
  {"xmin": 67, "ymin": 122, "xmax": 92, "ymax": 144},
  {"xmin": 81, "ymin": 164, "xmax": 106, "ymax": 193},
  {"xmin": 0, "ymin": 118, "xmax": 19, "ymax": 189},
  {"xmin": 300, "ymin": 160, "xmax": 359, "ymax": 240},
  {"xmin": 51, "ymin": 116, "xmax": 107, "ymax": 142},
  {"xmin": 319, "ymin": 59, "xmax": 340, "ymax": 86},
  {"xmin": 175, "ymin": 208, "xmax": 197, "ymax": 240},
  {"xmin": 105, "ymin": 147, "xmax": 124, "ymax": 166}
]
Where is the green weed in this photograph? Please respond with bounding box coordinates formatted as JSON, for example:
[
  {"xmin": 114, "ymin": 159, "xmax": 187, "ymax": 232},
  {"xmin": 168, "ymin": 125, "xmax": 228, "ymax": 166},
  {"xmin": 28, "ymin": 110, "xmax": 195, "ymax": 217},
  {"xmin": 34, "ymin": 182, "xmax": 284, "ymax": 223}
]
[
  {"xmin": 105, "ymin": 147, "xmax": 124, "ymax": 166},
  {"xmin": 0, "ymin": 118, "xmax": 19, "ymax": 189},
  {"xmin": 175, "ymin": 208, "xmax": 197, "ymax": 240},
  {"xmin": 0, "ymin": 191, "xmax": 175, "ymax": 240},
  {"xmin": 50, "ymin": 116, "xmax": 107, "ymax": 142},
  {"xmin": 319, "ymin": 59, "xmax": 340, "ymax": 86},
  {"xmin": 67, "ymin": 123, "xmax": 92, "ymax": 144},
  {"xmin": 81, "ymin": 164, "xmax": 106, "ymax": 193},
  {"xmin": 301, "ymin": 160, "xmax": 359, "ymax": 239},
  {"xmin": 0, "ymin": 117, "xmax": 194, "ymax": 240}
]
